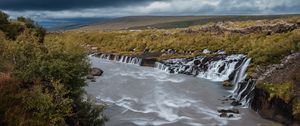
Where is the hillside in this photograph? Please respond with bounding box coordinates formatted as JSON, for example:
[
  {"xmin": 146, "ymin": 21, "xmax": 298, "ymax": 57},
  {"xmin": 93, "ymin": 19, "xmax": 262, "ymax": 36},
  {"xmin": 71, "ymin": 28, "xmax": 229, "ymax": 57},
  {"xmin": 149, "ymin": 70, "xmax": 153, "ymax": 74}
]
[{"xmin": 73, "ymin": 15, "xmax": 298, "ymax": 32}]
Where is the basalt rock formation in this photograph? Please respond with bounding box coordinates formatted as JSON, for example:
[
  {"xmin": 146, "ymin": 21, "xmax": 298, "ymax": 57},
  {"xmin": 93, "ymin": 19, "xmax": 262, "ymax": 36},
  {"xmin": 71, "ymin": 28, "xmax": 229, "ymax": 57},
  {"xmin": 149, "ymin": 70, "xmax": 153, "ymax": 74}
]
[
  {"xmin": 91, "ymin": 50, "xmax": 300, "ymax": 124},
  {"xmin": 251, "ymin": 52, "xmax": 300, "ymax": 125}
]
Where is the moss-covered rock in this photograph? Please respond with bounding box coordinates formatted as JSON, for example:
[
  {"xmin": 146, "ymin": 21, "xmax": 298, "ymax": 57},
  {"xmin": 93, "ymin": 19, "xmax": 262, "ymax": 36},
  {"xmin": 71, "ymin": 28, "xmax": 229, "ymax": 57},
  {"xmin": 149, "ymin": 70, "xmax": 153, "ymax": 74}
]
[
  {"xmin": 223, "ymin": 80, "xmax": 233, "ymax": 87},
  {"xmin": 252, "ymin": 52, "xmax": 300, "ymax": 125}
]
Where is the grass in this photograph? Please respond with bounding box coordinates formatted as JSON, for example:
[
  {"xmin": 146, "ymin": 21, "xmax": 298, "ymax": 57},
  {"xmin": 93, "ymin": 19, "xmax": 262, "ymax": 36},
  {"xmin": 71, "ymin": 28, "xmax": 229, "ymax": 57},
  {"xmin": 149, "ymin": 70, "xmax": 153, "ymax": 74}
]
[{"xmin": 46, "ymin": 23, "xmax": 300, "ymax": 68}]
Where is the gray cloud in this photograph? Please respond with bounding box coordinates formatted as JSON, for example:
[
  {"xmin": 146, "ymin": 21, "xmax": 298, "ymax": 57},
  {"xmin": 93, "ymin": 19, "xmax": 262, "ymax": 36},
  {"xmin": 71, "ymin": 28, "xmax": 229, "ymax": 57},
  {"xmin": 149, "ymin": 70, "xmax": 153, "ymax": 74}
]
[
  {"xmin": 1, "ymin": 0, "xmax": 300, "ymax": 20},
  {"xmin": 0, "ymin": 0, "xmax": 162, "ymax": 11}
]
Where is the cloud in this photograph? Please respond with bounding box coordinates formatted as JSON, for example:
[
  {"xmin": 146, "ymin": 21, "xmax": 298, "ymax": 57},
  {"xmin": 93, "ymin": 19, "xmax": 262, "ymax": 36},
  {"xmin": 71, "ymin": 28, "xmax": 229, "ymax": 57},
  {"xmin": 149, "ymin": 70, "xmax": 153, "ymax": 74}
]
[
  {"xmin": 1, "ymin": 0, "xmax": 300, "ymax": 21},
  {"xmin": 0, "ymin": 0, "xmax": 161, "ymax": 11}
]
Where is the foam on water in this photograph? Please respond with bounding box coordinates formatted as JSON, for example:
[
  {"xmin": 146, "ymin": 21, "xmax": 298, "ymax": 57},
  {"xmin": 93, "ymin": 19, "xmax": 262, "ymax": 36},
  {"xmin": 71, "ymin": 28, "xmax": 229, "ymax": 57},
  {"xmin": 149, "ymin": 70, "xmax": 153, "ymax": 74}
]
[
  {"xmin": 86, "ymin": 55, "xmax": 273, "ymax": 126},
  {"xmin": 154, "ymin": 54, "xmax": 246, "ymax": 82}
]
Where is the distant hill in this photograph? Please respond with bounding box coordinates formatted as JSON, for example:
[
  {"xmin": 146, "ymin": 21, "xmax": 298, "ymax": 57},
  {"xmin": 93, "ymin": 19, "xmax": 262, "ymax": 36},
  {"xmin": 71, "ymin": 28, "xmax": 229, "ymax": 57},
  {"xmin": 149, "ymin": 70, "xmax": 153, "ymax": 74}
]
[
  {"xmin": 42, "ymin": 18, "xmax": 111, "ymax": 32},
  {"xmin": 67, "ymin": 15, "xmax": 299, "ymax": 32}
]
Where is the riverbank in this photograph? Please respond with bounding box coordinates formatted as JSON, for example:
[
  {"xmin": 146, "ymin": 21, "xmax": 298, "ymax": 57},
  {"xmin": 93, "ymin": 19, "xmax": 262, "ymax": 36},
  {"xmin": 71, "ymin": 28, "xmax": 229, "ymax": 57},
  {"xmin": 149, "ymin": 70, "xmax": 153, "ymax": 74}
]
[
  {"xmin": 86, "ymin": 56, "xmax": 276, "ymax": 126},
  {"xmin": 45, "ymin": 16, "xmax": 300, "ymax": 125}
]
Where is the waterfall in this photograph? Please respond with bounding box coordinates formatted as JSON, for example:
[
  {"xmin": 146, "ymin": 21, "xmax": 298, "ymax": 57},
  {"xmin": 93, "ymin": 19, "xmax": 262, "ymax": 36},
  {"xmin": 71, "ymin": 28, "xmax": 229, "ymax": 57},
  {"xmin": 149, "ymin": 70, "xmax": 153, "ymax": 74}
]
[
  {"xmin": 230, "ymin": 58, "xmax": 254, "ymax": 107},
  {"xmin": 232, "ymin": 58, "xmax": 251, "ymax": 89},
  {"xmin": 154, "ymin": 54, "xmax": 255, "ymax": 107},
  {"xmin": 154, "ymin": 54, "xmax": 246, "ymax": 82},
  {"xmin": 93, "ymin": 53, "xmax": 256, "ymax": 107},
  {"xmin": 93, "ymin": 53, "xmax": 142, "ymax": 65},
  {"xmin": 197, "ymin": 55, "xmax": 243, "ymax": 81}
]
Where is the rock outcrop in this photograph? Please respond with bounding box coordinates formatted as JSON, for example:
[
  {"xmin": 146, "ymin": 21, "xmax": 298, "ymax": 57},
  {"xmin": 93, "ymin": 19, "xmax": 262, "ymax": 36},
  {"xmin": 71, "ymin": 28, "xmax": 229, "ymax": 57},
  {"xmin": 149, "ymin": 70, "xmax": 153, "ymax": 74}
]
[
  {"xmin": 87, "ymin": 67, "xmax": 104, "ymax": 82},
  {"xmin": 182, "ymin": 22, "xmax": 300, "ymax": 35},
  {"xmin": 251, "ymin": 52, "xmax": 300, "ymax": 125},
  {"xmin": 90, "ymin": 68, "xmax": 103, "ymax": 76}
]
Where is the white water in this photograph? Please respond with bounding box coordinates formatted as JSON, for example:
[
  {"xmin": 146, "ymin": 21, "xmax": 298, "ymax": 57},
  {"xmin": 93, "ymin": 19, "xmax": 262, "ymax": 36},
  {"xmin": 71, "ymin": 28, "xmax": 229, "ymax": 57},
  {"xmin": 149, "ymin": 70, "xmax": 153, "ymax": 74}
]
[
  {"xmin": 197, "ymin": 55, "xmax": 243, "ymax": 81},
  {"xmin": 96, "ymin": 53, "xmax": 142, "ymax": 65},
  {"xmin": 154, "ymin": 55, "xmax": 258, "ymax": 107},
  {"xmin": 96, "ymin": 53, "xmax": 257, "ymax": 107},
  {"xmin": 85, "ymin": 56, "xmax": 274, "ymax": 126},
  {"xmin": 232, "ymin": 58, "xmax": 251, "ymax": 92},
  {"xmin": 154, "ymin": 54, "xmax": 245, "ymax": 82},
  {"xmin": 230, "ymin": 58, "xmax": 254, "ymax": 107}
]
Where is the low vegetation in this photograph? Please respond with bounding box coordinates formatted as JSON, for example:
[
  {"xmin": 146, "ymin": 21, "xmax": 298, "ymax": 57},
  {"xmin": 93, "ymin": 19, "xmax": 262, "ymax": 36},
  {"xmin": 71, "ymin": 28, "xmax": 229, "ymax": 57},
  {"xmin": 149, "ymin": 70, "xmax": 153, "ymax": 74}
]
[
  {"xmin": 257, "ymin": 81, "xmax": 295, "ymax": 103},
  {"xmin": 0, "ymin": 11, "xmax": 106, "ymax": 126},
  {"xmin": 49, "ymin": 17, "xmax": 300, "ymax": 68},
  {"xmin": 48, "ymin": 16, "xmax": 300, "ymax": 120}
]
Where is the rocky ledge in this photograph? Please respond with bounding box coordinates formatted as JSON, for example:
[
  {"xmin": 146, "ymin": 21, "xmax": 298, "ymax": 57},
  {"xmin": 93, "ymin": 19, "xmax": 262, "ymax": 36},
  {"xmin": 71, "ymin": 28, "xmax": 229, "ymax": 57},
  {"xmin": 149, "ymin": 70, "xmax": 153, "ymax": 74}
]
[
  {"xmin": 182, "ymin": 22, "xmax": 300, "ymax": 35},
  {"xmin": 251, "ymin": 52, "xmax": 300, "ymax": 125}
]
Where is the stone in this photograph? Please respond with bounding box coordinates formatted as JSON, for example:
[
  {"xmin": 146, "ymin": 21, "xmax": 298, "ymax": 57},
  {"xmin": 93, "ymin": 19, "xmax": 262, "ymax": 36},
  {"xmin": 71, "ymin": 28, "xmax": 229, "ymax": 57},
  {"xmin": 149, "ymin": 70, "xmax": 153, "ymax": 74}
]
[
  {"xmin": 202, "ymin": 49, "xmax": 211, "ymax": 54},
  {"xmin": 228, "ymin": 114, "xmax": 234, "ymax": 118},
  {"xmin": 90, "ymin": 68, "xmax": 103, "ymax": 76},
  {"xmin": 219, "ymin": 112, "xmax": 227, "ymax": 117},
  {"xmin": 193, "ymin": 60, "xmax": 201, "ymax": 66},
  {"xmin": 231, "ymin": 100, "xmax": 242, "ymax": 106},
  {"xmin": 86, "ymin": 75, "xmax": 94, "ymax": 79},
  {"xmin": 91, "ymin": 47, "xmax": 98, "ymax": 50},
  {"xmin": 223, "ymin": 80, "xmax": 233, "ymax": 87},
  {"xmin": 218, "ymin": 108, "xmax": 240, "ymax": 114}
]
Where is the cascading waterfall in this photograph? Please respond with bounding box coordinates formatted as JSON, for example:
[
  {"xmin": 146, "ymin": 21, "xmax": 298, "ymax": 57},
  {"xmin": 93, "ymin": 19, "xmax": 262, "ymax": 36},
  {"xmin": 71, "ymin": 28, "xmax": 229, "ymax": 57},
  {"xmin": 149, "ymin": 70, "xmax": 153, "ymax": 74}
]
[
  {"xmin": 154, "ymin": 54, "xmax": 246, "ymax": 82},
  {"xmin": 230, "ymin": 58, "xmax": 255, "ymax": 107},
  {"xmin": 232, "ymin": 58, "xmax": 251, "ymax": 90},
  {"xmin": 93, "ymin": 53, "xmax": 255, "ymax": 107},
  {"xmin": 94, "ymin": 53, "xmax": 142, "ymax": 65},
  {"xmin": 154, "ymin": 54, "xmax": 255, "ymax": 107}
]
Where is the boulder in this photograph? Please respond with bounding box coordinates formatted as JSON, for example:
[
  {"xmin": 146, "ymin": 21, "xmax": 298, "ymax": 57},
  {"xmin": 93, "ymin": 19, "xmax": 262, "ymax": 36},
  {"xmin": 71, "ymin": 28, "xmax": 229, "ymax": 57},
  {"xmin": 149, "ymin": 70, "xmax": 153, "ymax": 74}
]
[
  {"xmin": 90, "ymin": 68, "xmax": 103, "ymax": 76},
  {"xmin": 218, "ymin": 108, "xmax": 240, "ymax": 114},
  {"xmin": 223, "ymin": 80, "xmax": 233, "ymax": 87},
  {"xmin": 86, "ymin": 75, "xmax": 95, "ymax": 79},
  {"xmin": 231, "ymin": 100, "xmax": 242, "ymax": 106},
  {"xmin": 193, "ymin": 60, "xmax": 201, "ymax": 66},
  {"xmin": 219, "ymin": 112, "xmax": 227, "ymax": 117}
]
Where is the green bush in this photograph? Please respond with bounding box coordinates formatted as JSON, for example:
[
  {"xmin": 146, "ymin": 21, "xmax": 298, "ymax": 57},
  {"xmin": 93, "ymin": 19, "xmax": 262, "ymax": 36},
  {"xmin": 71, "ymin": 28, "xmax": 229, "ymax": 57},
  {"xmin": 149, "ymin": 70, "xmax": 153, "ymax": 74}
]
[{"xmin": 0, "ymin": 12, "xmax": 106, "ymax": 126}]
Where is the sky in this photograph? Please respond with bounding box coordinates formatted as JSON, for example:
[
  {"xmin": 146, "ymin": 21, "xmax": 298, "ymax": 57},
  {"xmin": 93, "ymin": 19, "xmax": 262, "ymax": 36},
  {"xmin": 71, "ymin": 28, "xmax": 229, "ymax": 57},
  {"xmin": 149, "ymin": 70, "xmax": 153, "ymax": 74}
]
[{"xmin": 0, "ymin": 0, "xmax": 299, "ymax": 27}]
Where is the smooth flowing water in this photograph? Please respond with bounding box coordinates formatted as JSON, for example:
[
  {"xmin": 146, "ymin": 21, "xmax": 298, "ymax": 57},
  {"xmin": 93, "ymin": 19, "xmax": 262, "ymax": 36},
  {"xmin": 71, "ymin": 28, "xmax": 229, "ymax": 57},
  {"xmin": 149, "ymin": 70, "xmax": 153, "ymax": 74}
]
[{"xmin": 85, "ymin": 56, "xmax": 276, "ymax": 126}]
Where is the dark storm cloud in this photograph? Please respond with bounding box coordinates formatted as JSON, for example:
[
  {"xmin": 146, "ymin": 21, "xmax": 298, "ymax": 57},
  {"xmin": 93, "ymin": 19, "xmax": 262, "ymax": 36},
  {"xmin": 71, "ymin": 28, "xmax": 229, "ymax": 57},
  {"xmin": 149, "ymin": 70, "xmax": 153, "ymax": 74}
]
[
  {"xmin": 2, "ymin": 0, "xmax": 300, "ymax": 20},
  {"xmin": 0, "ymin": 0, "xmax": 164, "ymax": 11}
]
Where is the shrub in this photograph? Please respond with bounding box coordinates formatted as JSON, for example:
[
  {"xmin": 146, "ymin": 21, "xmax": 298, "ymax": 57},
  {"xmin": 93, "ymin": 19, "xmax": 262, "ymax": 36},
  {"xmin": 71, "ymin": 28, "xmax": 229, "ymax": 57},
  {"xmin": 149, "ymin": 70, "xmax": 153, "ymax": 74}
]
[{"xmin": 0, "ymin": 13, "xmax": 106, "ymax": 126}]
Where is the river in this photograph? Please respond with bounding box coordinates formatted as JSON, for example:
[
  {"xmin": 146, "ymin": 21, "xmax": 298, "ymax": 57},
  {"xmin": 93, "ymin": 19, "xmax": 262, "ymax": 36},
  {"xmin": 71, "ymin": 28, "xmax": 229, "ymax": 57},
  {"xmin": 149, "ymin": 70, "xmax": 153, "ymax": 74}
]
[{"xmin": 85, "ymin": 56, "xmax": 277, "ymax": 126}]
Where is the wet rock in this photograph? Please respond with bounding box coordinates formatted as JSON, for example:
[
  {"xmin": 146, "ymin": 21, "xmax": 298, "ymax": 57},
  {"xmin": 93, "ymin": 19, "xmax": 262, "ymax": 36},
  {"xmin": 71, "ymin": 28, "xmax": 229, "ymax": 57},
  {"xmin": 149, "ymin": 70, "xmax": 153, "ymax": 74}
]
[
  {"xmin": 219, "ymin": 113, "xmax": 235, "ymax": 118},
  {"xmin": 90, "ymin": 68, "xmax": 103, "ymax": 76},
  {"xmin": 228, "ymin": 114, "xmax": 234, "ymax": 118},
  {"xmin": 141, "ymin": 58, "xmax": 157, "ymax": 67},
  {"xmin": 194, "ymin": 60, "xmax": 201, "ymax": 65},
  {"xmin": 218, "ymin": 109, "xmax": 240, "ymax": 114},
  {"xmin": 167, "ymin": 49, "xmax": 176, "ymax": 54},
  {"xmin": 231, "ymin": 100, "xmax": 242, "ymax": 106},
  {"xmin": 228, "ymin": 71, "xmax": 236, "ymax": 81},
  {"xmin": 169, "ymin": 69, "xmax": 175, "ymax": 74},
  {"xmin": 86, "ymin": 75, "xmax": 95, "ymax": 80},
  {"xmin": 201, "ymin": 57, "xmax": 209, "ymax": 63},
  {"xmin": 91, "ymin": 79, "xmax": 96, "ymax": 82},
  {"xmin": 220, "ymin": 112, "xmax": 227, "ymax": 117},
  {"xmin": 218, "ymin": 63, "xmax": 226, "ymax": 73},
  {"xmin": 223, "ymin": 80, "xmax": 233, "ymax": 87}
]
